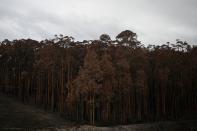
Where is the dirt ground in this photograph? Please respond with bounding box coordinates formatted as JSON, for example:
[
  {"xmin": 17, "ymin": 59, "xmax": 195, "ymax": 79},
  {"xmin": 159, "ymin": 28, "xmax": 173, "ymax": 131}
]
[{"xmin": 0, "ymin": 94, "xmax": 71, "ymax": 130}]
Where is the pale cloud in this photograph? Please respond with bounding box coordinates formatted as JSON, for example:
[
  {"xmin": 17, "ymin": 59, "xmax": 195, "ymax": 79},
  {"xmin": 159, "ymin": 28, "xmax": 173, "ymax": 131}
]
[{"xmin": 0, "ymin": 0, "xmax": 197, "ymax": 45}]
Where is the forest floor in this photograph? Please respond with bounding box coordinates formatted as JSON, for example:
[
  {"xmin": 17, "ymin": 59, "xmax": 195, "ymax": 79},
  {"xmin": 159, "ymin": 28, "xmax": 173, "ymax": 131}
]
[
  {"xmin": 0, "ymin": 93, "xmax": 73, "ymax": 130},
  {"xmin": 0, "ymin": 94, "xmax": 196, "ymax": 131}
]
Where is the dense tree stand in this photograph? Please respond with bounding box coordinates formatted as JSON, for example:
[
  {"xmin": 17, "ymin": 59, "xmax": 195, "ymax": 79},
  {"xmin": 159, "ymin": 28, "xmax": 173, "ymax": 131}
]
[{"xmin": 0, "ymin": 30, "xmax": 196, "ymax": 125}]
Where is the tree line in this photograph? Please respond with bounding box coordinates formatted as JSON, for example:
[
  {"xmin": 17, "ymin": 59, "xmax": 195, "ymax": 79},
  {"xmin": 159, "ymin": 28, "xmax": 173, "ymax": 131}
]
[{"xmin": 0, "ymin": 30, "xmax": 196, "ymax": 125}]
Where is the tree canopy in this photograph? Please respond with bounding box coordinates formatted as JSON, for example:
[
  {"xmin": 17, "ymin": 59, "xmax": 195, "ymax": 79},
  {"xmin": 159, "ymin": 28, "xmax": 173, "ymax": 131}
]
[{"xmin": 0, "ymin": 30, "xmax": 196, "ymax": 125}]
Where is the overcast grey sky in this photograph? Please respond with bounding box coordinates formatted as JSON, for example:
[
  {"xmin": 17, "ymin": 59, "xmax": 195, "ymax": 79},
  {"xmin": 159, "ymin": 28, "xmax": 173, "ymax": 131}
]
[{"xmin": 0, "ymin": 0, "xmax": 197, "ymax": 45}]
